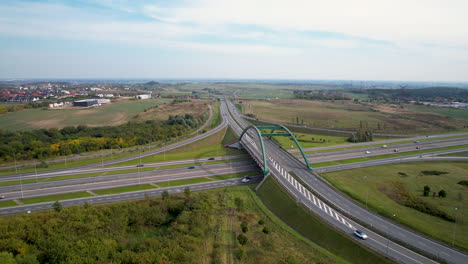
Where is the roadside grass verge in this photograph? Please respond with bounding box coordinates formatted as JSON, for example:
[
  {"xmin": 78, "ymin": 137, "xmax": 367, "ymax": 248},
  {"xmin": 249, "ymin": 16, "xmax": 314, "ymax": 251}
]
[
  {"xmin": 210, "ymin": 171, "xmax": 261, "ymax": 180},
  {"xmin": 93, "ymin": 184, "xmax": 157, "ymax": 195},
  {"xmin": 439, "ymin": 151, "xmax": 468, "ymax": 157},
  {"xmin": 209, "ymin": 100, "xmax": 222, "ymax": 128},
  {"xmin": 303, "ymin": 135, "xmax": 468, "ymax": 154},
  {"xmin": 0, "ymin": 200, "xmax": 18, "ymax": 207},
  {"xmin": 155, "ymin": 177, "xmax": 212, "ymax": 187},
  {"xmin": 257, "ymin": 176, "xmax": 393, "ymax": 264},
  {"xmin": 112, "ymin": 126, "xmax": 246, "ymax": 166},
  {"xmin": 21, "ymin": 192, "xmax": 92, "ymax": 204},
  {"xmin": 322, "ymin": 161, "xmax": 468, "ymax": 250},
  {"xmin": 312, "ymin": 144, "xmax": 468, "ymax": 168}
]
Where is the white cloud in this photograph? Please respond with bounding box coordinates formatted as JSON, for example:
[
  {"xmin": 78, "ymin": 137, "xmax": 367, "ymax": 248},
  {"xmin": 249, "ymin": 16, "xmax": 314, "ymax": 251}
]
[{"xmin": 143, "ymin": 0, "xmax": 468, "ymax": 47}]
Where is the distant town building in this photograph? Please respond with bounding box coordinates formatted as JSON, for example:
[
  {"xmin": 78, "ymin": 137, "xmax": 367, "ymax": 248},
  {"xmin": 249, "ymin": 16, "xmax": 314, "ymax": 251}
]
[
  {"xmin": 136, "ymin": 94, "xmax": 151, "ymax": 100},
  {"xmin": 97, "ymin": 99, "xmax": 111, "ymax": 104},
  {"xmin": 73, "ymin": 99, "xmax": 99, "ymax": 107}
]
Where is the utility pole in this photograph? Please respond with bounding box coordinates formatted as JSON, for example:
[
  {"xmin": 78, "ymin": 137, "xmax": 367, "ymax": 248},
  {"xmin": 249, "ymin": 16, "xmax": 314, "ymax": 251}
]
[{"xmin": 452, "ymin": 207, "xmax": 459, "ymax": 246}]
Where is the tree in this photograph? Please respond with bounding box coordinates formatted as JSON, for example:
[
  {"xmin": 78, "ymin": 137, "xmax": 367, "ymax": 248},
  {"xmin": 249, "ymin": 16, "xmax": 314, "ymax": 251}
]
[
  {"xmin": 0, "ymin": 252, "xmax": 16, "ymax": 264},
  {"xmin": 162, "ymin": 190, "xmax": 170, "ymax": 200},
  {"xmin": 241, "ymin": 221, "xmax": 248, "ymax": 233},
  {"xmin": 237, "ymin": 234, "xmax": 248, "ymax": 245},
  {"xmin": 52, "ymin": 201, "xmax": 62, "ymax": 212},
  {"xmin": 438, "ymin": 190, "xmax": 447, "ymax": 198},
  {"xmin": 423, "ymin": 185, "xmax": 431, "ymax": 196},
  {"xmin": 184, "ymin": 187, "xmax": 191, "ymax": 198},
  {"xmin": 258, "ymin": 219, "xmax": 265, "ymax": 225}
]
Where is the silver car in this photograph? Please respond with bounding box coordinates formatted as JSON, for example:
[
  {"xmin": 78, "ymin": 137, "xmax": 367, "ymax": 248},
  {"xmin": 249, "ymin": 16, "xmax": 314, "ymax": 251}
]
[{"xmin": 354, "ymin": 230, "xmax": 368, "ymax": 240}]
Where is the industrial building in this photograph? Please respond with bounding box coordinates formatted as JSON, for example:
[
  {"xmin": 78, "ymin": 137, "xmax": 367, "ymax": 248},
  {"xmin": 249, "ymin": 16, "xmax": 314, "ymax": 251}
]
[
  {"xmin": 136, "ymin": 94, "xmax": 151, "ymax": 100},
  {"xmin": 73, "ymin": 99, "xmax": 99, "ymax": 107}
]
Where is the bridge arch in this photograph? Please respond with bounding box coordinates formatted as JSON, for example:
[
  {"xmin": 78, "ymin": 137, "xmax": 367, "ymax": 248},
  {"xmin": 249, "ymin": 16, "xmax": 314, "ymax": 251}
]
[
  {"xmin": 238, "ymin": 125, "xmax": 313, "ymax": 176},
  {"xmin": 239, "ymin": 125, "xmax": 269, "ymax": 175}
]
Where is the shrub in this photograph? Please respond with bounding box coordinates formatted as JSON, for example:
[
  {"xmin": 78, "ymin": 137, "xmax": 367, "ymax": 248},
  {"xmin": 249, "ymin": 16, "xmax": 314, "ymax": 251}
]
[
  {"xmin": 237, "ymin": 234, "xmax": 248, "ymax": 245},
  {"xmin": 241, "ymin": 221, "xmax": 248, "ymax": 233},
  {"xmin": 457, "ymin": 180, "xmax": 468, "ymax": 186},
  {"xmin": 262, "ymin": 226, "xmax": 270, "ymax": 234},
  {"xmin": 423, "ymin": 185, "xmax": 431, "ymax": 197},
  {"xmin": 421, "ymin": 170, "xmax": 448, "ymax": 176},
  {"xmin": 258, "ymin": 219, "xmax": 265, "ymax": 225},
  {"xmin": 438, "ymin": 190, "xmax": 447, "ymax": 198}
]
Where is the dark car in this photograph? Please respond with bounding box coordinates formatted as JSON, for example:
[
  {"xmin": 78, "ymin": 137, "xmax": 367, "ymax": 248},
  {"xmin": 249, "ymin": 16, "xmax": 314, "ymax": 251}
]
[
  {"xmin": 188, "ymin": 166, "xmax": 196, "ymax": 169},
  {"xmin": 208, "ymin": 158, "xmax": 215, "ymax": 161},
  {"xmin": 136, "ymin": 164, "xmax": 144, "ymax": 167}
]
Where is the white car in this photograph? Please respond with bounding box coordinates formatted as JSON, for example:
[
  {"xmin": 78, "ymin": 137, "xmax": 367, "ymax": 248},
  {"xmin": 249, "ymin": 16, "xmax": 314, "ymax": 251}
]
[
  {"xmin": 0, "ymin": 195, "xmax": 5, "ymax": 199},
  {"xmin": 381, "ymin": 145, "xmax": 387, "ymax": 148},
  {"xmin": 365, "ymin": 151, "xmax": 371, "ymax": 154},
  {"xmin": 241, "ymin": 177, "xmax": 250, "ymax": 183},
  {"xmin": 354, "ymin": 230, "xmax": 368, "ymax": 240}
]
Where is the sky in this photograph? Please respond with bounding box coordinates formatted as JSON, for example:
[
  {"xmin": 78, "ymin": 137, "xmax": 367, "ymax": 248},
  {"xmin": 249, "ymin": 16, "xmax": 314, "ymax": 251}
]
[{"xmin": 0, "ymin": 0, "xmax": 467, "ymax": 81}]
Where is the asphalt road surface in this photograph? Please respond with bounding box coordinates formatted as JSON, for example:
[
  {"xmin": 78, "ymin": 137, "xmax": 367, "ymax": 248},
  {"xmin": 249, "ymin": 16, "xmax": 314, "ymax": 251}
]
[{"xmin": 0, "ymin": 177, "xmax": 262, "ymax": 215}]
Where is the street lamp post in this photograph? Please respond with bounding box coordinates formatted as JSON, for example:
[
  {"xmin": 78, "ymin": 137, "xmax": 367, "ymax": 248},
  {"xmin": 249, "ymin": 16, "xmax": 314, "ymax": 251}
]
[
  {"xmin": 452, "ymin": 207, "xmax": 459, "ymax": 246},
  {"xmin": 364, "ymin": 176, "xmax": 369, "ymax": 209},
  {"xmin": 386, "ymin": 214, "xmax": 396, "ymax": 256}
]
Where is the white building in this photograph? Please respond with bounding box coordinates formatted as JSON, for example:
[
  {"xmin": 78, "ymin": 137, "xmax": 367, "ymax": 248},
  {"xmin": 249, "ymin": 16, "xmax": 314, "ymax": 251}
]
[
  {"xmin": 136, "ymin": 94, "xmax": 151, "ymax": 100},
  {"xmin": 97, "ymin": 99, "xmax": 111, "ymax": 104}
]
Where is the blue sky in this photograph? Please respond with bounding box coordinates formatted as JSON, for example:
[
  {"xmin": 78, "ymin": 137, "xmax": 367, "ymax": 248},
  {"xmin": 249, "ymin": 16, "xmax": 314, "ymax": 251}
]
[{"xmin": 0, "ymin": 0, "xmax": 467, "ymax": 81}]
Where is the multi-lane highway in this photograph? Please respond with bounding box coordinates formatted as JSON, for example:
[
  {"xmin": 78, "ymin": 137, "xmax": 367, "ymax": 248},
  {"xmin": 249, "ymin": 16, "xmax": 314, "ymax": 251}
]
[
  {"xmin": 224, "ymin": 99, "xmax": 468, "ymax": 264},
  {"xmin": 0, "ymin": 176, "xmax": 262, "ymax": 215},
  {"xmin": 0, "ymin": 161, "xmax": 258, "ymax": 200}
]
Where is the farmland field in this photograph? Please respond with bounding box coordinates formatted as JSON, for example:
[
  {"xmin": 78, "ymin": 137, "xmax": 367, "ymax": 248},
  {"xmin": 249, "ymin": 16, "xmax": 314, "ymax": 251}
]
[
  {"xmin": 323, "ymin": 161, "xmax": 468, "ymax": 249},
  {"xmin": 0, "ymin": 98, "xmax": 177, "ymax": 130},
  {"xmin": 242, "ymin": 99, "xmax": 468, "ymax": 134}
]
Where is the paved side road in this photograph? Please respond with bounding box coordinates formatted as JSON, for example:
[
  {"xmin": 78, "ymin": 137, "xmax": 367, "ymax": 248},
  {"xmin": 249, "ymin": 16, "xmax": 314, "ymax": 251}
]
[{"xmin": 0, "ymin": 177, "xmax": 262, "ymax": 215}]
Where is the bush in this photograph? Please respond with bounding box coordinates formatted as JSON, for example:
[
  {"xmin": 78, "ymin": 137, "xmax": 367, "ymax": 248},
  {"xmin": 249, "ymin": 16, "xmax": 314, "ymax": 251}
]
[
  {"xmin": 457, "ymin": 180, "xmax": 468, "ymax": 186},
  {"xmin": 241, "ymin": 221, "xmax": 248, "ymax": 233},
  {"xmin": 262, "ymin": 226, "xmax": 270, "ymax": 234},
  {"xmin": 438, "ymin": 190, "xmax": 447, "ymax": 198},
  {"xmin": 237, "ymin": 234, "xmax": 248, "ymax": 245},
  {"xmin": 235, "ymin": 247, "xmax": 247, "ymax": 260},
  {"xmin": 258, "ymin": 219, "xmax": 265, "ymax": 225},
  {"xmin": 423, "ymin": 185, "xmax": 431, "ymax": 197},
  {"xmin": 421, "ymin": 170, "xmax": 448, "ymax": 176}
]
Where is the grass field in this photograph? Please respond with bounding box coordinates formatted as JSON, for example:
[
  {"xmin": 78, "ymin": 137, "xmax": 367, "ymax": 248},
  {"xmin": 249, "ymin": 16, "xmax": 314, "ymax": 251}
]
[
  {"xmin": 93, "ymin": 184, "xmax": 157, "ymax": 195},
  {"xmin": 21, "ymin": 192, "xmax": 92, "ymax": 204},
  {"xmin": 439, "ymin": 151, "xmax": 468, "ymax": 157},
  {"xmin": 270, "ymin": 131, "xmax": 348, "ymax": 150},
  {"xmin": 243, "ymin": 99, "xmax": 468, "ymax": 134},
  {"xmin": 0, "ymin": 98, "xmax": 174, "ymax": 131},
  {"xmin": 323, "ymin": 161, "xmax": 468, "ymax": 249},
  {"xmin": 155, "ymin": 177, "xmax": 212, "ymax": 187},
  {"xmin": 133, "ymin": 99, "xmax": 210, "ymax": 123},
  {"xmin": 256, "ymin": 176, "xmax": 392, "ymax": 264},
  {"xmin": 0, "ymin": 200, "xmax": 18, "ymax": 207},
  {"xmin": 415, "ymin": 108, "xmax": 468, "ymax": 119},
  {"xmin": 113, "ymin": 126, "xmax": 246, "ymax": 166}
]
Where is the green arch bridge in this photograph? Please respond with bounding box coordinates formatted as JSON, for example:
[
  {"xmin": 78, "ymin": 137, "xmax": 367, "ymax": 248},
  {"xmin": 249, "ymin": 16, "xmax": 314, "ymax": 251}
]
[{"xmin": 238, "ymin": 125, "xmax": 313, "ymax": 176}]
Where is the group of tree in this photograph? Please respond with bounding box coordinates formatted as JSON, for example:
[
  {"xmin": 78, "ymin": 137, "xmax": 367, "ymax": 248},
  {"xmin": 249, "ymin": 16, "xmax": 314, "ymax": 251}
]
[
  {"xmin": 0, "ymin": 192, "xmax": 215, "ymax": 264},
  {"xmin": 0, "ymin": 114, "xmax": 205, "ymax": 162},
  {"xmin": 0, "ymin": 102, "xmax": 51, "ymax": 115},
  {"xmin": 364, "ymin": 87, "xmax": 468, "ymax": 103},
  {"xmin": 294, "ymin": 90, "xmax": 352, "ymax": 100},
  {"xmin": 347, "ymin": 121, "xmax": 373, "ymax": 143},
  {"xmin": 423, "ymin": 185, "xmax": 447, "ymax": 198}
]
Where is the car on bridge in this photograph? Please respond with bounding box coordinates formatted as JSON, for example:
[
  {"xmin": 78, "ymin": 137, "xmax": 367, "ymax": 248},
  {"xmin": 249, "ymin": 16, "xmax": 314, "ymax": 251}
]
[{"xmin": 354, "ymin": 230, "xmax": 368, "ymax": 240}]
